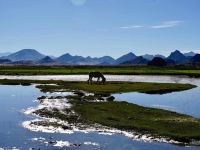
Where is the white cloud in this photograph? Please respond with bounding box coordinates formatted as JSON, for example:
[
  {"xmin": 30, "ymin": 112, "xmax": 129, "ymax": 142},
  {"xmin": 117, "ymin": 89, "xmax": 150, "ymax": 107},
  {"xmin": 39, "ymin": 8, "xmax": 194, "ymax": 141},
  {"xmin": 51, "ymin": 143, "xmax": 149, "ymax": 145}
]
[
  {"xmin": 119, "ymin": 20, "xmax": 183, "ymax": 30},
  {"xmin": 151, "ymin": 21, "xmax": 183, "ymax": 29},
  {"xmin": 120, "ymin": 25, "xmax": 144, "ymax": 29}
]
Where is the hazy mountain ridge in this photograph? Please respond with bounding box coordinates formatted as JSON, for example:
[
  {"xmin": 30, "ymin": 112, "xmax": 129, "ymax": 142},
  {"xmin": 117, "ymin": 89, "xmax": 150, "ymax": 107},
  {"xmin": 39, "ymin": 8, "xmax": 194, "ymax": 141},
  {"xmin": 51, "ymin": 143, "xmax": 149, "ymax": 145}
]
[
  {"xmin": 184, "ymin": 51, "xmax": 197, "ymax": 57},
  {"xmin": 0, "ymin": 49, "xmax": 200, "ymax": 66},
  {"xmin": 0, "ymin": 52, "xmax": 11, "ymax": 57},
  {"xmin": 1, "ymin": 49, "xmax": 45, "ymax": 61},
  {"xmin": 121, "ymin": 56, "xmax": 148, "ymax": 65}
]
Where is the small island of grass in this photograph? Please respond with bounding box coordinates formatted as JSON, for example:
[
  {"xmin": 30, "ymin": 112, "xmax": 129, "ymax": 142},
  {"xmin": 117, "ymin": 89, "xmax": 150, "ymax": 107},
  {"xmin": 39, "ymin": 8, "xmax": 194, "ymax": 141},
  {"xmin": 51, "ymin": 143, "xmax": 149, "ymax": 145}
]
[
  {"xmin": 36, "ymin": 81, "xmax": 195, "ymax": 94},
  {"xmin": 0, "ymin": 79, "xmax": 195, "ymax": 94}
]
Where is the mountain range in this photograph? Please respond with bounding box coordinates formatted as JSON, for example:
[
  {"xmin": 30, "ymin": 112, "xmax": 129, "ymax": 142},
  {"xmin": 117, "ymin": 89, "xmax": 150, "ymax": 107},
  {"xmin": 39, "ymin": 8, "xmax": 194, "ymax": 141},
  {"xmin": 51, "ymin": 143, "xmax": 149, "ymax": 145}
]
[{"xmin": 0, "ymin": 49, "xmax": 200, "ymax": 66}]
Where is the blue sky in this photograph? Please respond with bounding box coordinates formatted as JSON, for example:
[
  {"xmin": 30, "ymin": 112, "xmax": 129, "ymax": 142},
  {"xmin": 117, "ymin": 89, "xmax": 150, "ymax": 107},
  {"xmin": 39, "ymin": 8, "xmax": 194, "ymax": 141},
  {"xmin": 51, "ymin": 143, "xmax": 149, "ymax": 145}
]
[{"xmin": 0, "ymin": 0, "xmax": 200, "ymax": 58}]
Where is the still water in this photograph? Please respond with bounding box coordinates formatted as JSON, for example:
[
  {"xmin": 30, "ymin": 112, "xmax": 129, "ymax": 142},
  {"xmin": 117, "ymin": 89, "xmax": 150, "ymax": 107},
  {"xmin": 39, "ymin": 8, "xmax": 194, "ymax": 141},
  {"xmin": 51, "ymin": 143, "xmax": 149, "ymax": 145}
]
[
  {"xmin": 0, "ymin": 75, "xmax": 200, "ymax": 149},
  {"xmin": 114, "ymin": 86, "xmax": 200, "ymax": 118}
]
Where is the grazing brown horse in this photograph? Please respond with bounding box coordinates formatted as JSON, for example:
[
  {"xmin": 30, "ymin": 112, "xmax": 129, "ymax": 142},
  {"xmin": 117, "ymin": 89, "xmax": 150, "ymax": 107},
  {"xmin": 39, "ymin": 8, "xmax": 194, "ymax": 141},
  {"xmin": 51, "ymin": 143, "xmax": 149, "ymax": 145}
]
[{"xmin": 87, "ymin": 72, "xmax": 106, "ymax": 84}]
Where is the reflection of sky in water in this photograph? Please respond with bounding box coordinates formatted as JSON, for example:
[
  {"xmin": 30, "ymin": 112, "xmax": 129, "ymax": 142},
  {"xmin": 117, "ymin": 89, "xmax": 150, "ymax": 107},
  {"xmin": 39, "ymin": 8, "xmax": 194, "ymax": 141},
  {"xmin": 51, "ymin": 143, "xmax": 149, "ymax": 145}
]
[
  {"xmin": 114, "ymin": 86, "xmax": 200, "ymax": 118},
  {"xmin": 1, "ymin": 75, "xmax": 200, "ymax": 149},
  {"xmin": 0, "ymin": 75, "xmax": 199, "ymax": 85}
]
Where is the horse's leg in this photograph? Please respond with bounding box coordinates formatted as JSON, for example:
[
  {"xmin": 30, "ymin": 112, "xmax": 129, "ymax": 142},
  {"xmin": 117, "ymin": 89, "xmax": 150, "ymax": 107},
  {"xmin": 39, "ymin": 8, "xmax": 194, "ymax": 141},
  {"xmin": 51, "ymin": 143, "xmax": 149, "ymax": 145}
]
[
  {"xmin": 88, "ymin": 75, "xmax": 91, "ymax": 84},
  {"xmin": 100, "ymin": 77, "xmax": 103, "ymax": 84},
  {"xmin": 87, "ymin": 78, "xmax": 90, "ymax": 84},
  {"xmin": 90, "ymin": 77, "xmax": 93, "ymax": 85},
  {"xmin": 97, "ymin": 77, "xmax": 100, "ymax": 84}
]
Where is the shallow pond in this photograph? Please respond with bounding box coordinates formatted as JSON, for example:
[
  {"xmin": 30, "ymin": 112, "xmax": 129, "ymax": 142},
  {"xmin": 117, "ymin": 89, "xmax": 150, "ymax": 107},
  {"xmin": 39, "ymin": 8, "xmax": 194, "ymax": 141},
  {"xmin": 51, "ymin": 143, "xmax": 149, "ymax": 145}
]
[
  {"xmin": 0, "ymin": 75, "xmax": 199, "ymax": 84},
  {"xmin": 114, "ymin": 86, "xmax": 200, "ymax": 118},
  {"xmin": 0, "ymin": 75, "xmax": 200, "ymax": 149}
]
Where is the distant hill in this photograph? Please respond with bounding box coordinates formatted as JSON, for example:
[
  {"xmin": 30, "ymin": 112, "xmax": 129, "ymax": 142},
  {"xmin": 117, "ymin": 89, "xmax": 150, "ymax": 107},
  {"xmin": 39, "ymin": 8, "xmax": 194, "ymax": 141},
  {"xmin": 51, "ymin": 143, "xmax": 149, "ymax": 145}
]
[
  {"xmin": 142, "ymin": 54, "xmax": 166, "ymax": 61},
  {"xmin": 83, "ymin": 56, "xmax": 115, "ymax": 65},
  {"xmin": 0, "ymin": 52, "xmax": 11, "ymax": 57},
  {"xmin": 97, "ymin": 56, "xmax": 115, "ymax": 64},
  {"xmin": 56, "ymin": 53, "xmax": 73, "ymax": 64},
  {"xmin": 184, "ymin": 51, "xmax": 197, "ymax": 57},
  {"xmin": 56, "ymin": 53, "xmax": 115, "ymax": 65},
  {"xmin": 37, "ymin": 56, "xmax": 56, "ymax": 64},
  {"xmin": 3, "ymin": 49, "xmax": 45, "ymax": 61},
  {"xmin": 0, "ymin": 59, "xmax": 12, "ymax": 64},
  {"xmin": 167, "ymin": 50, "xmax": 188, "ymax": 63},
  {"xmin": 190, "ymin": 54, "xmax": 200, "ymax": 64},
  {"xmin": 165, "ymin": 59, "xmax": 176, "ymax": 66},
  {"xmin": 148, "ymin": 57, "xmax": 167, "ymax": 66},
  {"xmin": 56, "ymin": 53, "xmax": 88, "ymax": 65},
  {"xmin": 11, "ymin": 60, "xmax": 35, "ymax": 65},
  {"xmin": 142, "ymin": 54, "xmax": 154, "ymax": 60},
  {"xmin": 97, "ymin": 61, "xmax": 112, "ymax": 66},
  {"xmin": 121, "ymin": 56, "xmax": 149, "ymax": 65},
  {"xmin": 155, "ymin": 54, "xmax": 166, "ymax": 59},
  {"xmin": 116, "ymin": 52, "xmax": 136, "ymax": 64}
]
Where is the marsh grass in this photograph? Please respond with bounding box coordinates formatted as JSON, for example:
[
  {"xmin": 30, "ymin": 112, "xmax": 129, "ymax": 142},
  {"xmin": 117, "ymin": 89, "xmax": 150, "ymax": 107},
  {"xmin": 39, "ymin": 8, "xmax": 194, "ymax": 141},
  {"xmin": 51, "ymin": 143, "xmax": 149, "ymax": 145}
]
[
  {"xmin": 1, "ymin": 66, "xmax": 200, "ymax": 77},
  {"xmin": 73, "ymin": 101, "xmax": 200, "ymax": 144},
  {"xmin": 35, "ymin": 81, "xmax": 196, "ymax": 94}
]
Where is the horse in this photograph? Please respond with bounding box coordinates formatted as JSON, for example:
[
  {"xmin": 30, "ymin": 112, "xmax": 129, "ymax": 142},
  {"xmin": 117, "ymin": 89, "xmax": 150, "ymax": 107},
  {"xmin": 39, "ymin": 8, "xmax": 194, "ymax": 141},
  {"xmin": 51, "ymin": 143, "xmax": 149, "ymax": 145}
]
[{"xmin": 87, "ymin": 72, "xmax": 106, "ymax": 84}]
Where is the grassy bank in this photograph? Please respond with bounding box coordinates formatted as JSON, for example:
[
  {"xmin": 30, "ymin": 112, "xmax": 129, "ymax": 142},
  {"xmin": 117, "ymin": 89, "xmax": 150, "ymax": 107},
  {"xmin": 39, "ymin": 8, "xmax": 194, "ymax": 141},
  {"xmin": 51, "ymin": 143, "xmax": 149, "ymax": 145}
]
[
  {"xmin": 1, "ymin": 66, "xmax": 200, "ymax": 77},
  {"xmin": 0, "ymin": 79, "xmax": 195, "ymax": 94},
  {"xmin": 36, "ymin": 81, "xmax": 195, "ymax": 94},
  {"xmin": 0, "ymin": 79, "xmax": 193, "ymax": 94},
  {"xmin": 73, "ymin": 101, "xmax": 200, "ymax": 144}
]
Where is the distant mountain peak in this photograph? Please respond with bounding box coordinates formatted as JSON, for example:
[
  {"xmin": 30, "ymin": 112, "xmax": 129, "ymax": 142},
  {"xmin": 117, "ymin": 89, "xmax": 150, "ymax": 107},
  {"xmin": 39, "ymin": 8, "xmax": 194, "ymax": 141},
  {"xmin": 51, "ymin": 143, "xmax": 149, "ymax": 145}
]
[
  {"xmin": 155, "ymin": 54, "xmax": 166, "ymax": 59},
  {"xmin": 38, "ymin": 56, "xmax": 55, "ymax": 64},
  {"xmin": 20, "ymin": 49, "xmax": 38, "ymax": 52},
  {"xmin": 116, "ymin": 52, "xmax": 137, "ymax": 64},
  {"xmin": 4, "ymin": 49, "xmax": 45, "ymax": 61},
  {"xmin": 62, "ymin": 53, "xmax": 72, "ymax": 56},
  {"xmin": 127, "ymin": 52, "xmax": 135, "ymax": 55},
  {"xmin": 184, "ymin": 51, "xmax": 196, "ymax": 57},
  {"xmin": 174, "ymin": 49, "xmax": 181, "ymax": 53},
  {"xmin": 121, "ymin": 56, "xmax": 148, "ymax": 65},
  {"xmin": 168, "ymin": 50, "xmax": 187, "ymax": 63},
  {"xmin": 86, "ymin": 56, "xmax": 92, "ymax": 59}
]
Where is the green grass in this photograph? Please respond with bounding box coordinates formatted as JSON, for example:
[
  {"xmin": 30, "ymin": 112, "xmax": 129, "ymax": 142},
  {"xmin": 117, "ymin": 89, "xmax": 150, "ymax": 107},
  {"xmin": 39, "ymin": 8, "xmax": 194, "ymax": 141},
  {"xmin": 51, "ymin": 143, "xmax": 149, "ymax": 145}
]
[
  {"xmin": 35, "ymin": 81, "xmax": 195, "ymax": 94},
  {"xmin": 0, "ymin": 79, "xmax": 195, "ymax": 94},
  {"xmin": 1, "ymin": 65, "xmax": 200, "ymax": 77},
  {"xmin": 73, "ymin": 101, "xmax": 200, "ymax": 144}
]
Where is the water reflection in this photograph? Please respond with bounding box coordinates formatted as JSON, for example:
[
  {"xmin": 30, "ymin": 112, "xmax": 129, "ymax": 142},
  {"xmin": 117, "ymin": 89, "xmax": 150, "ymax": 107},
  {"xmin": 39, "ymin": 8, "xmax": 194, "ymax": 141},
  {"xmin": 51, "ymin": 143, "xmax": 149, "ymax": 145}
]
[
  {"xmin": 0, "ymin": 75, "xmax": 199, "ymax": 85},
  {"xmin": 114, "ymin": 86, "xmax": 200, "ymax": 118}
]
